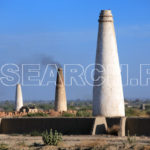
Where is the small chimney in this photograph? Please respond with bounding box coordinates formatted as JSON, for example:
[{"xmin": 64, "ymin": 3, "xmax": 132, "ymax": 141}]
[
  {"xmin": 15, "ymin": 84, "xmax": 23, "ymax": 111},
  {"xmin": 54, "ymin": 68, "xmax": 67, "ymax": 112},
  {"xmin": 140, "ymin": 104, "xmax": 145, "ymax": 110}
]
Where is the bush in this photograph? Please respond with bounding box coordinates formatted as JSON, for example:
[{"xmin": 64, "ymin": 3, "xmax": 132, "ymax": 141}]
[
  {"xmin": 42, "ymin": 129, "xmax": 62, "ymax": 146},
  {"xmin": 76, "ymin": 110, "xmax": 92, "ymax": 117},
  {"xmin": 62, "ymin": 112, "xmax": 75, "ymax": 117},
  {"xmin": 127, "ymin": 131, "xmax": 136, "ymax": 145},
  {"xmin": 107, "ymin": 125, "xmax": 120, "ymax": 135},
  {"xmin": 24, "ymin": 112, "xmax": 48, "ymax": 117}
]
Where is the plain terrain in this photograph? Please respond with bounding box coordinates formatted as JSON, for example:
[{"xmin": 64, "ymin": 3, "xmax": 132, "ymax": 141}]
[
  {"xmin": 0, "ymin": 100, "xmax": 150, "ymax": 149},
  {"xmin": 0, "ymin": 134, "xmax": 150, "ymax": 150}
]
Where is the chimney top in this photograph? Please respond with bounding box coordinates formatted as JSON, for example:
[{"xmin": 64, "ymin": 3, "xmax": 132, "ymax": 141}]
[
  {"xmin": 99, "ymin": 10, "xmax": 113, "ymax": 22},
  {"xmin": 58, "ymin": 68, "xmax": 63, "ymax": 71},
  {"xmin": 100, "ymin": 10, "xmax": 112, "ymax": 15}
]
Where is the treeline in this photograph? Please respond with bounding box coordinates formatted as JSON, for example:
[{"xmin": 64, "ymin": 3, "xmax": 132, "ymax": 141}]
[
  {"xmin": 0, "ymin": 99, "xmax": 150, "ymax": 112},
  {"xmin": 0, "ymin": 100, "xmax": 92, "ymax": 112}
]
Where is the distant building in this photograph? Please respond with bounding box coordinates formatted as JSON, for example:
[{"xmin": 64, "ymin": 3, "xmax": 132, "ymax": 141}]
[
  {"xmin": 125, "ymin": 102, "xmax": 128, "ymax": 106},
  {"xmin": 20, "ymin": 106, "xmax": 38, "ymax": 113},
  {"xmin": 140, "ymin": 104, "xmax": 145, "ymax": 110}
]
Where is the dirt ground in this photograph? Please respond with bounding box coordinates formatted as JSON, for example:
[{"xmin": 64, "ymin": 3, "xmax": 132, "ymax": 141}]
[{"xmin": 0, "ymin": 134, "xmax": 150, "ymax": 150}]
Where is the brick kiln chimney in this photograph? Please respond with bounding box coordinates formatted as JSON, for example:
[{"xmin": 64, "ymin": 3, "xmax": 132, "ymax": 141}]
[
  {"xmin": 93, "ymin": 10, "xmax": 125, "ymax": 117},
  {"xmin": 15, "ymin": 84, "xmax": 23, "ymax": 111},
  {"xmin": 54, "ymin": 68, "xmax": 67, "ymax": 112}
]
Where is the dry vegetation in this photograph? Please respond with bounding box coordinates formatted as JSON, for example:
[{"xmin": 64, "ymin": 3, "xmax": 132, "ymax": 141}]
[{"xmin": 107, "ymin": 125, "xmax": 120, "ymax": 136}]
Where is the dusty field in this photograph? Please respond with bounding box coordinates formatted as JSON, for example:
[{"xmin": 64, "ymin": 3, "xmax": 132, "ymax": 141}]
[{"xmin": 0, "ymin": 134, "xmax": 150, "ymax": 150}]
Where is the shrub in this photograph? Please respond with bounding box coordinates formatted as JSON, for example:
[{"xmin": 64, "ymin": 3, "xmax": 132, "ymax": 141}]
[
  {"xmin": 62, "ymin": 112, "xmax": 75, "ymax": 117},
  {"xmin": 127, "ymin": 131, "xmax": 136, "ymax": 145},
  {"xmin": 24, "ymin": 112, "xmax": 48, "ymax": 117},
  {"xmin": 42, "ymin": 129, "xmax": 62, "ymax": 146},
  {"xmin": 107, "ymin": 125, "xmax": 120, "ymax": 135},
  {"xmin": 76, "ymin": 110, "xmax": 92, "ymax": 117}
]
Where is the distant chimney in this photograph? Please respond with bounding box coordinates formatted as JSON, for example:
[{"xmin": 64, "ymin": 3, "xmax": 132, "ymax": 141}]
[
  {"xmin": 54, "ymin": 68, "xmax": 67, "ymax": 112},
  {"xmin": 15, "ymin": 84, "xmax": 23, "ymax": 111},
  {"xmin": 140, "ymin": 104, "xmax": 145, "ymax": 110}
]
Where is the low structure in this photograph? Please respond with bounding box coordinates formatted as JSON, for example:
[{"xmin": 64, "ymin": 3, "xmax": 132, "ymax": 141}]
[
  {"xmin": 19, "ymin": 106, "xmax": 38, "ymax": 113},
  {"xmin": 0, "ymin": 117, "xmax": 107, "ymax": 135},
  {"xmin": 0, "ymin": 117, "xmax": 149, "ymax": 136}
]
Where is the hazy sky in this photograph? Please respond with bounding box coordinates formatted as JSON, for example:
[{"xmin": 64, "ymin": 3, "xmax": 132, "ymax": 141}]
[{"xmin": 0, "ymin": 0, "xmax": 150, "ymax": 101}]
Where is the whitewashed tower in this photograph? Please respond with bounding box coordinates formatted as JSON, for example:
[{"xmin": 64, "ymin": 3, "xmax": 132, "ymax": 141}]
[
  {"xmin": 15, "ymin": 84, "xmax": 23, "ymax": 111},
  {"xmin": 55, "ymin": 68, "xmax": 67, "ymax": 112},
  {"xmin": 93, "ymin": 10, "xmax": 125, "ymax": 117}
]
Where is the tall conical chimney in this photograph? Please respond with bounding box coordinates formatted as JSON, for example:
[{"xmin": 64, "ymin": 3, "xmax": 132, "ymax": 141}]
[
  {"xmin": 54, "ymin": 68, "xmax": 67, "ymax": 112},
  {"xmin": 93, "ymin": 10, "xmax": 125, "ymax": 117},
  {"xmin": 15, "ymin": 84, "xmax": 23, "ymax": 111}
]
